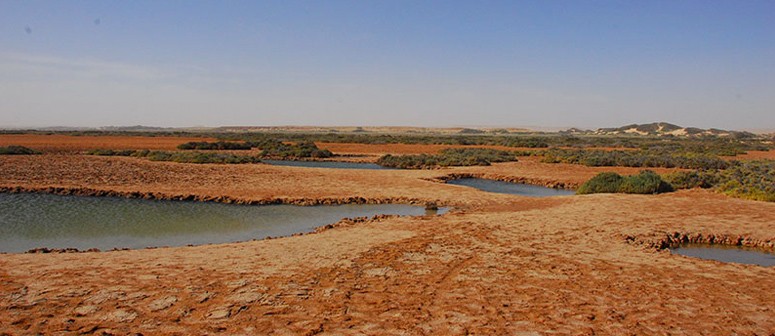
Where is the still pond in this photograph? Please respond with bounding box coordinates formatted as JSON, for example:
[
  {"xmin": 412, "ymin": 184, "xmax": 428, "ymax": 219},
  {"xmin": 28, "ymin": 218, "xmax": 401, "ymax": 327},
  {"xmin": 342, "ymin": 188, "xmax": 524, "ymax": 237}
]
[
  {"xmin": 670, "ymin": 244, "xmax": 775, "ymax": 267},
  {"xmin": 446, "ymin": 178, "xmax": 574, "ymax": 197},
  {"xmin": 0, "ymin": 193, "xmax": 443, "ymax": 253}
]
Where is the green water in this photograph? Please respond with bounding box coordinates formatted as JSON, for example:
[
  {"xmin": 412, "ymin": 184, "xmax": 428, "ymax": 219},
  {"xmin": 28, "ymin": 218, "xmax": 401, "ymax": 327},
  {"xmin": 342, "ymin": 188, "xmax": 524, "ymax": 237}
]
[
  {"xmin": 0, "ymin": 193, "xmax": 438, "ymax": 253},
  {"xmin": 447, "ymin": 178, "xmax": 574, "ymax": 197}
]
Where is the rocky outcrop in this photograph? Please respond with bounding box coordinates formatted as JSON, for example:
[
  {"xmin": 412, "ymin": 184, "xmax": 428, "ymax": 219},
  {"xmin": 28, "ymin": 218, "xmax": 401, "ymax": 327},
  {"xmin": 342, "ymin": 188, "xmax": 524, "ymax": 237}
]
[{"xmin": 627, "ymin": 231, "xmax": 775, "ymax": 250}]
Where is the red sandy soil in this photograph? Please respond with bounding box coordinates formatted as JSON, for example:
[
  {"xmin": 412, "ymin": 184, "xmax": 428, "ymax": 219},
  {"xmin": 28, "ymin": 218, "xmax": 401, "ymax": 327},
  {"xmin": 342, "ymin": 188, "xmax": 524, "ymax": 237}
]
[
  {"xmin": 722, "ymin": 150, "xmax": 775, "ymax": 161},
  {"xmin": 0, "ymin": 134, "xmax": 217, "ymax": 153},
  {"xmin": 0, "ymin": 148, "xmax": 773, "ymax": 334}
]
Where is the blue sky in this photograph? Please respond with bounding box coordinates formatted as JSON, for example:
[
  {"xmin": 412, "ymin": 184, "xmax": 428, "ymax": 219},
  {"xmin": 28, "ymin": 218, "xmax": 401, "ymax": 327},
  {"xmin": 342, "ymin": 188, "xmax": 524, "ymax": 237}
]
[{"xmin": 1, "ymin": 1, "xmax": 773, "ymax": 129}]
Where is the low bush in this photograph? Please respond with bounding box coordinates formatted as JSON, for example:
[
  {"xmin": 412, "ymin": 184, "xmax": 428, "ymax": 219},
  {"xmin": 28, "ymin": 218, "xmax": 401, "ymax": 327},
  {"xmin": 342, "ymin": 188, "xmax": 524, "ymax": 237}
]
[
  {"xmin": 90, "ymin": 141, "xmax": 333, "ymax": 162},
  {"xmin": 663, "ymin": 170, "xmax": 720, "ymax": 189},
  {"xmin": 663, "ymin": 160, "xmax": 774, "ymax": 202},
  {"xmin": 178, "ymin": 140, "xmax": 333, "ymax": 159},
  {"xmin": 142, "ymin": 151, "xmax": 260, "ymax": 164},
  {"xmin": 217, "ymin": 130, "xmax": 773, "ymax": 154},
  {"xmin": 376, "ymin": 148, "xmax": 519, "ymax": 169},
  {"xmin": 177, "ymin": 141, "xmax": 252, "ymax": 150},
  {"xmin": 0, "ymin": 145, "xmax": 41, "ymax": 155},
  {"xmin": 579, "ymin": 161, "xmax": 774, "ymax": 201},
  {"xmin": 576, "ymin": 172, "xmax": 624, "ymax": 194},
  {"xmin": 445, "ymin": 148, "xmax": 518, "ymax": 159},
  {"xmin": 618, "ymin": 170, "xmax": 674, "ymax": 194},
  {"xmin": 542, "ymin": 149, "xmax": 729, "ymax": 169},
  {"xmin": 716, "ymin": 160, "xmax": 775, "ymax": 202},
  {"xmin": 86, "ymin": 149, "xmax": 136, "ymax": 156},
  {"xmin": 577, "ymin": 170, "xmax": 673, "ymax": 195},
  {"xmin": 377, "ymin": 154, "xmax": 436, "ymax": 169},
  {"xmin": 86, "ymin": 149, "xmax": 260, "ymax": 164},
  {"xmin": 257, "ymin": 141, "xmax": 333, "ymax": 159}
]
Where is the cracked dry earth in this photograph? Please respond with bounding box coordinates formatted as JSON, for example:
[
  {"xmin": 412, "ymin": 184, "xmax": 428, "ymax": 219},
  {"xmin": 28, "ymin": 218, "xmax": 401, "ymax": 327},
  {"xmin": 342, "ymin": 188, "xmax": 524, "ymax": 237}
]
[{"xmin": 0, "ymin": 154, "xmax": 774, "ymax": 334}]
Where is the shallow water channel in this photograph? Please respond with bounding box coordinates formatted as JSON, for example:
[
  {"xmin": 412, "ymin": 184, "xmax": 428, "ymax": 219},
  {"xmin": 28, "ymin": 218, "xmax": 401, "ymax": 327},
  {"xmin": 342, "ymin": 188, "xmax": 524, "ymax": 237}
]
[
  {"xmin": 670, "ymin": 245, "xmax": 775, "ymax": 267},
  {"xmin": 262, "ymin": 160, "xmax": 389, "ymax": 170},
  {"xmin": 0, "ymin": 193, "xmax": 441, "ymax": 253},
  {"xmin": 446, "ymin": 178, "xmax": 575, "ymax": 197}
]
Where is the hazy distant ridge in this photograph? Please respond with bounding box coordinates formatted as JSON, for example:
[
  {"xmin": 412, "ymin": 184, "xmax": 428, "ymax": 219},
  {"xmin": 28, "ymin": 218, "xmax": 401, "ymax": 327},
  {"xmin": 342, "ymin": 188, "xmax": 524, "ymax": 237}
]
[
  {"xmin": 565, "ymin": 122, "xmax": 757, "ymax": 138},
  {"xmin": 1, "ymin": 122, "xmax": 766, "ymax": 138}
]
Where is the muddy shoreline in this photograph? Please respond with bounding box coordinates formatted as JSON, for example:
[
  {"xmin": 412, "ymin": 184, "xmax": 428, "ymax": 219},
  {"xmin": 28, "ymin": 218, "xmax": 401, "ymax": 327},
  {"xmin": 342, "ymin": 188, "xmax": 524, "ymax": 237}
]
[
  {"xmin": 433, "ymin": 172, "xmax": 576, "ymax": 189},
  {"xmin": 631, "ymin": 231, "xmax": 775, "ymax": 251},
  {"xmin": 0, "ymin": 185, "xmax": 440, "ymax": 207}
]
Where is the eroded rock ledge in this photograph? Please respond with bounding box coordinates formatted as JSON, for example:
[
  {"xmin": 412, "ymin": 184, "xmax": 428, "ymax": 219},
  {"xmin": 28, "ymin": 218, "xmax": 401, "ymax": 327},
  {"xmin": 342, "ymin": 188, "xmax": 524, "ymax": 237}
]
[{"xmin": 627, "ymin": 231, "xmax": 775, "ymax": 251}]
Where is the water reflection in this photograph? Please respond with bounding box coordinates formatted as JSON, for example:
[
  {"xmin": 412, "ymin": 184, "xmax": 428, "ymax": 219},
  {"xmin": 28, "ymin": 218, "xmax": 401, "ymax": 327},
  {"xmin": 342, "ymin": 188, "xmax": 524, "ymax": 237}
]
[
  {"xmin": 0, "ymin": 193, "xmax": 434, "ymax": 253},
  {"xmin": 670, "ymin": 245, "xmax": 775, "ymax": 267},
  {"xmin": 446, "ymin": 178, "xmax": 574, "ymax": 197}
]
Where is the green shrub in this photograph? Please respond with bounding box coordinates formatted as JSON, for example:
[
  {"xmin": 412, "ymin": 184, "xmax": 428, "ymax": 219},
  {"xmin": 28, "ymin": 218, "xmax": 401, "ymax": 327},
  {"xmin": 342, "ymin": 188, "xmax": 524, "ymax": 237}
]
[
  {"xmin": 257, "ymin": 141, "xmax": 333, "ymax": 159},
  {"xmin": 664, "ymin": 170, "xmax": 720, "ymax": 189},
  {"xmin": 376, "ymin": 154, "xmax": 435, "ymax": 169},
  {"xmin": 439, "ymin": 148, "xmax": 517, "ymax": 162},
  {"xmin": 376, "ymin": 148, "xmax": 519, "ymax": 169},
  {"xmin": 542, "ymin": 149, "xmax": 729, "ymax": 169},
  {"xmin": 0, "ymin": 145, "xmax": 41, "ymax": 155},
  {"xmin": 177, "ymin": 140, "xmax": 333, "ymax": 159},
  {"xmin": 85, "ymin": 149, "xmax": 261, "ymax": 164},
  {"xmin": 86, "ymin": 149, "xmax": 136, "ymax": 156},
  {"xmin": 618, "ymin": 170, "xmax": 674, "ymax": 194},
  {"xmin": 577, "ymin": 171, "xmax": 673, "ymax": 195},
  {"xmin": 660, "ymin": 161, "xmax": 774, "ymax": 202},
  {"xmin": 576, "ymin": 172, "xmax": 625, "ymax": 194},
  {"xmin": 142, "ymin": 151, "xmax": 260, "ymax": 164},
  {"xmin": 177, "ymin": 141, "xmax": 252, "ymax": 150},
  {"xmin": 217, "ymin": 130, "xmax": 772, "ymax": 154},
  {"xmin": 716, "ymin": 160, "xmax": 775, "ymax": 202}
]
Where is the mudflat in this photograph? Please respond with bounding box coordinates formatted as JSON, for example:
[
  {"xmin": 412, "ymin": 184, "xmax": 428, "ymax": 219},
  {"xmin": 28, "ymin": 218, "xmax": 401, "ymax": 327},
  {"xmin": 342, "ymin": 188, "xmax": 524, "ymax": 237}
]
[{"xmin": 0, "ymin": 140, "xmax": 773, "ymax": 334}]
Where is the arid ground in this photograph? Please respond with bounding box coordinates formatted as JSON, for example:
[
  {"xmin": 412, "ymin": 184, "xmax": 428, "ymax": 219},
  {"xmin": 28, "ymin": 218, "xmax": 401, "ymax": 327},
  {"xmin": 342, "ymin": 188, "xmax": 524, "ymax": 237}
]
[
  {"xmin": 1, "ymin": 135, "xmax": 773, "ymax": 335},
  {"xmin": 0, "ymin": 134, "xmax": 217, "ymax": 153}
]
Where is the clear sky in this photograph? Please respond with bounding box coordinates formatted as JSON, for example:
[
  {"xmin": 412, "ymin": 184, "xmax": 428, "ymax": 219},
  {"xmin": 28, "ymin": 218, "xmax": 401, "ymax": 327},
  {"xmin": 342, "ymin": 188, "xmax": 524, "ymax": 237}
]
[{"xmin": 1, "ymin": 1, "xmax": 773, "ymax": 129}]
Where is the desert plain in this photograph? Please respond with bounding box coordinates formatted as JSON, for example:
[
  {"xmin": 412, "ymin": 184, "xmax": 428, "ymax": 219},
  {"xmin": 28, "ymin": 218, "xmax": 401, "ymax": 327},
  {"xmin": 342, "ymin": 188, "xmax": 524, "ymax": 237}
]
[{"xmin": 0, "ymin": 134, "xmax": 774, "ymax": 335}]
